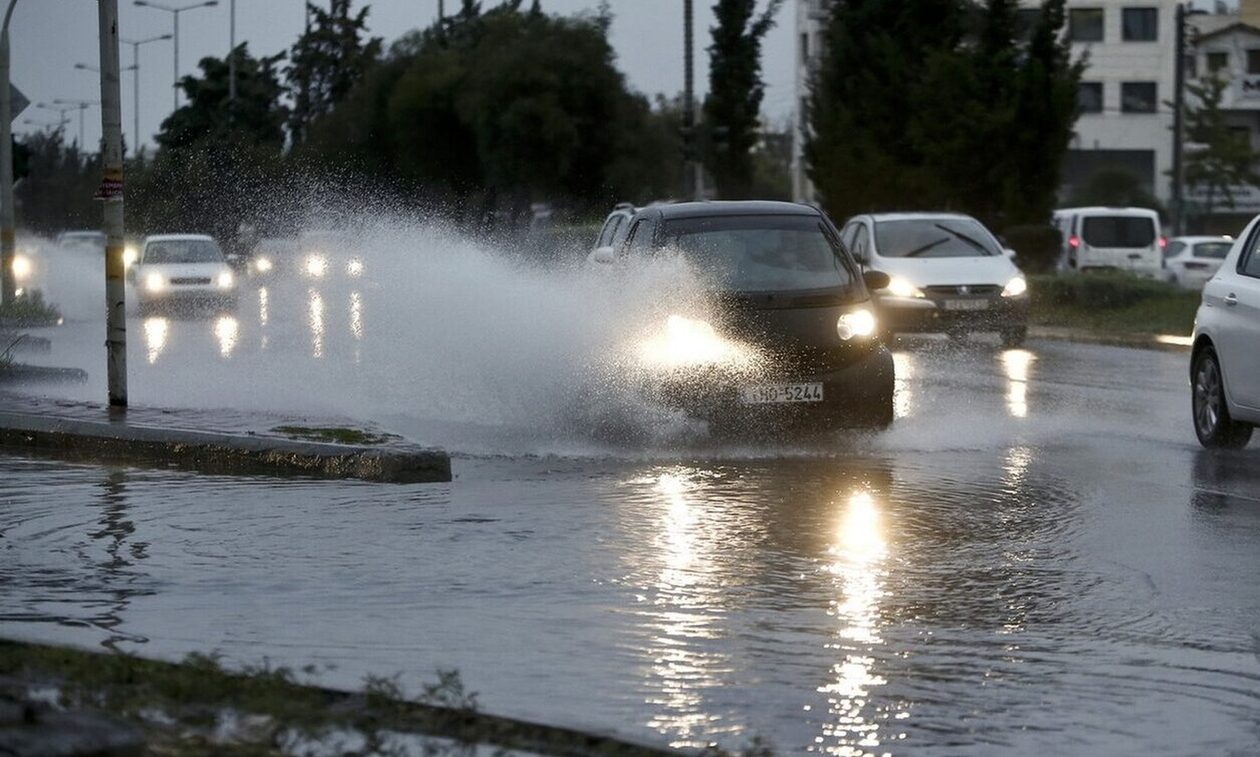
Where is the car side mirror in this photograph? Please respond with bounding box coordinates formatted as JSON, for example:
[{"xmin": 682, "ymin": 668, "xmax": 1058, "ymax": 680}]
[
  {"xmin": 863, "ymin": 270, "xmax": 890, "ymax": 291},
  {"xmin": 590, "ymin": 246, "xmax": 616, "ymax": 265},
  {"xmin": 1003, "ymin": 248, "xmax": 1017, "ymax": 259}
]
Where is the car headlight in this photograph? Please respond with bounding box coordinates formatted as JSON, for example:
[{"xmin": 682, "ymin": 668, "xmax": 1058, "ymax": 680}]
[
  {"xmin": 884, "ymin": 276, "xmax": 924, "ymax": 299},
  {"xmin": 217, "ymin": 270, "xmax": 234, "ymax": 289},
  {"xmin": 145, "ymin": 272, "xmax": 165, "ymax": 293},
  {"xmin": 637, "ymin": 314, "xmax": 755, "ymax": 370},
  {"xmin": 305, "ymin": 255, "xmax": 328, "ymax": 278},
  {"xmin": 1001, "ymin": 276, "xmax": 1027, "ymax": 298},
  {"xmin": 347, "ymin": 258, "xmax": 364, "ymax": 277},
  {"xmin": 837, "ymin": 307, "xmax": 877, "ymax": 340},
  {"xmin": 11, "ymin": 254, "xmax": 31, "ymax": 280},
  {"xmin": 122, "ymin": 246, "xmax": 138, "ymax": 269},
  {"xmin": 253, "ymin": 256, "xmax": 273, "ymax": 273}
]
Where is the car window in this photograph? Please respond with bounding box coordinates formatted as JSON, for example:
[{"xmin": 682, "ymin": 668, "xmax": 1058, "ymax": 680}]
[
  {"xmin": 609, "ymin": 216, "xmax": 632, "ymax": 248},
  {"xmin": 659, "ymin": 214, "xmax": 855, "ymax": 292},
  {"xmin": 852, "ymin": 223, "xmax": 869, "ymax": 261},
  {"xmin": 626, "ymin": 218, "xmax": 655, "ymax": 254},
  {"xmin": 873, "ymin": 217, "xmax": 1000, "ymax": 258},
  {"xmin": 1241, "ymin": 233, "xmax": 1260, "ymax": 278},
  {"xmin": 143, "ymin": 239, "xmax": 224, "ymax": 264},
  {"xmin": 1193, "ymin": 242, "xmax": 1231, "ymax": 260},
  {"xmin": 597, "ymin": 215, "xmax": 624, "ymax": 247},
  {"xmin": 1164, "ymin": 241, "xmax": 1185, "ymax": 259},
  {"xmin": 1081, "ymin": 216, "xmax": 1157, "ymax": 248}
]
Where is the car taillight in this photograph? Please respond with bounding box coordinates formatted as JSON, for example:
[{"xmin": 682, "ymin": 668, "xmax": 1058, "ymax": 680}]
[
  {"xmin": 1068, "ymin": 235, "xmax": 1080, "ymax": 249},
  {"xmin": 1158, "ymin": 236, "xmax": 1168, "ymax": 250}
]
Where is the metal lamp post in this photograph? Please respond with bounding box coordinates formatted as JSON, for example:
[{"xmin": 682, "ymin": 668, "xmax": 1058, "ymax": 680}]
[
  {"xmin": 75, "ymin": 62, "xmax": 137, "ymax": 151},
  {"xmin": 133, "ymin": 0, "xmax": 218, "ymax": 111},
  {"xmin": 52, "ymin": 98, "xmax": 99, "ymax": 150},
  {"xmin": 118, "ymin": 35, "xmax": 170, "ymax": 154}
]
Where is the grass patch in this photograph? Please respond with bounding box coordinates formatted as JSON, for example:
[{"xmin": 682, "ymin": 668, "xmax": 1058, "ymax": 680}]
[
  {"xmin": 1029, "ymin": 272, "xmax": 1199, "ymax": 335},
  {"xmin": 271, "ymin": 425, "xmax": 399, "ymax": 446},
  {"xmin": 0, "ymin": 289, "xmax": 62, "ymax": 327}
]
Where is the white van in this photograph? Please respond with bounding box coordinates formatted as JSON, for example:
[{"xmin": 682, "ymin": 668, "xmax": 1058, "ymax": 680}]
[{"xmin": 1053, "ymin": 207, "xmax": 1164, "ymax": 277}]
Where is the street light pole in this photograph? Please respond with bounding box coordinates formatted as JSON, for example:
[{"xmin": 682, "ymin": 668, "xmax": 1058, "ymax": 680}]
[
  {"xmin": 98, "ymin": 0, "xmax": 127, "ymax": 408},
  {"xmin": 0, "ymin": 0, "xmax": 17, "ymax": 305},
  {"xmin": 228, "ymin": 0, "xmax": 234, "ymax": 119},
  {"xmin": 121, "ymin": 34, "xmax": 171, "ymax": 156},
  {"xmin": 53, "ymin": 99, "xmax": 98, "ymax": 150},
  {"xmin": 76, "ymin": 63, "xmax": 137, "ymax": 150},
  {"xmin": 133, "ymin": 1, "xmax": 218, "ymax": 111}
]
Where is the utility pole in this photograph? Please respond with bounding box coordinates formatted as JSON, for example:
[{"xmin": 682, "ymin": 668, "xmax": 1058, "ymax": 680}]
[
  {"xmin": 0, "ymin": 0, "xmax": 17, "ymax": 306},
  {"xmin": 98, "ymin": 0, "xmax": 128, "ymax": 407},
  {"xmin": 228, "ymin": 0, "xmax": 235, "ymax": 120},
  {"xmin": 683, "ymin": 0, "xmax": 703, "ymax": 201},
  {"xmin": 1171, "ymin": 2, "xmax": 1187, "ymax": 235}
]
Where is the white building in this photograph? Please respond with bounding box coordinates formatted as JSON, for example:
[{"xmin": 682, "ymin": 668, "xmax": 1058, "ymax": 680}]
[{"xmin": 791, "ymin": 0, "xmax": 1183, "ymax": 207}]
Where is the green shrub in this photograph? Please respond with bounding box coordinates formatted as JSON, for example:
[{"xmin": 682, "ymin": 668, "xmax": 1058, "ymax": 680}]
[
  {"xmin": 1030, "ymin": 271, "xmax": 1177, "ymax": 310},
  {"xmin": 0, "ymin": 289, "xmax": 61, "ymax": 326},
  {"xmin": 1002, "ymin": 224, "xmax": 1061, "ymax": 274}
]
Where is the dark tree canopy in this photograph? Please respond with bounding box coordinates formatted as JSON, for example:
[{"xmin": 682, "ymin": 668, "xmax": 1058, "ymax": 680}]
[
  {"xmin": 703, "ymin": 0, "xmax": 785, "ymax": 199},
  {"xmin": 287, "ymin": 0, "xmax": 383, "ymax": 143},
  {"xmin": 156, "ymin": 44, "xmax": 288, "ymax": 151}
]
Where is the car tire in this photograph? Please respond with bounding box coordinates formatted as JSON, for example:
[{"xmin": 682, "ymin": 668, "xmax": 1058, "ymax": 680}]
[
  {"xmin": 1192, "ymin": 346, "xmax": 1253, "ymax": 449},
  {"xmin": 1001, "ymin": 326, "xmax": 1028, "ymax": 349}
]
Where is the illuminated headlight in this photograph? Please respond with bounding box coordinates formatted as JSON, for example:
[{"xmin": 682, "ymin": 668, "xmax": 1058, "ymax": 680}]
[
  {"xmin": 122, "ymin": 246, "xmax": 138, "ymax": 269},
  {"xmin": 638, "ymin": 314, "xmax": 753, "ymax": 370},
  {"xmin": 217, "ymin": 270, "xmax": 234, "ymax": 289},
  {"xmin": 837, "ymin": 308, "xmax": 877, "ymax": 340},
  {"xmin": 347, "ymin": 258, "xmax": 364, "ymax": 277},
  {"xmin": 305, "ymin": 255, "xmax": 328, "ymax": 278},
  {"xmin": 1001, "ymin": 276, "xmax": 1028, "ymax": 298},
  {"xmin": 253, "ymin": 256, "xmax": 273, "ymax": 273},
  {"xmin": 145, "ymin": 272, "xmax": 165, "ymax": 293},
  {"xmin": 884, "ymin": 276, "xmax": 924, "ymax": 299},
  {"xmin": 11, "ymin": 254, "xmax": 31, "ymax": 280}
]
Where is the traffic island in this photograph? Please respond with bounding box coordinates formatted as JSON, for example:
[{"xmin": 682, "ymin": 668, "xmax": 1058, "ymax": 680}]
[
  {"xmin": 0, "ymin": 393, "xmax": 451, "ymax": 483},
  {"xmin": 0, "ymin": 639, "xmax": 677, "ymax": 757}
]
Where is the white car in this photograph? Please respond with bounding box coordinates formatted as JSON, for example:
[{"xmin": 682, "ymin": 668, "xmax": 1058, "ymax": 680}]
[
  {"xmin": 1053, "ymin": 206, "xmax": 1164, "ymax": 277},
  {"xmin": 130, "ymin": 234, "xmax": 237, "ymax": 310},
  {"xmin": 1191, "ymin": 221, "xmax": 1260, "ymax": 449},
  {"xmin": 839, "ymin": 212, "xmax": 1029, "ymax": 347},
  {"xmin": 1164, "ymin": 235, "xmax": 1233, "ymax": 290}
]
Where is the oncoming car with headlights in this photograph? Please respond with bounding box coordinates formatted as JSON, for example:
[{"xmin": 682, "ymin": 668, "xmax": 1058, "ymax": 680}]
[
  {"xmin": 129, "ymin": 234, "xmax": 237, "ymax": 311},
  {"xmin": 593, "ymin": 201, "xmax": 895, "ymax": 429}
]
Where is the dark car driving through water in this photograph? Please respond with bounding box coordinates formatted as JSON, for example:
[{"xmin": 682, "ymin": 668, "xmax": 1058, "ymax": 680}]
[{"xmin": 591, "ymin": 201, "xmax": 895, "ymax": 430}]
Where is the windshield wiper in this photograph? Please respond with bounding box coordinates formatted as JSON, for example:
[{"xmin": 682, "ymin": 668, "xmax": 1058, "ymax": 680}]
[
  {"xmin": 934, "ymin": 224, "xmax": 993, "ymax": 255},
  {"xmin": 902, "ymin": 237, "xmax": 951, "ymax": 258}
]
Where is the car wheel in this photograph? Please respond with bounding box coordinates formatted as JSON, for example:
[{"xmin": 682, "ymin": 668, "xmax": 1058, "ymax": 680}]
[
  {"xmin": 1192, "ymin": 347, "xmax": 1253, "ymax": 449},
  {"xmin": 1001, "ymin": 326, "xmax": 1028, "ymax": 349}
]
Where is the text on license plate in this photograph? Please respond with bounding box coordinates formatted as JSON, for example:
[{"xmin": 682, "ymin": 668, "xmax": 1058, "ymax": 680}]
[
  {"xmin": 943, "ymin": 299, "xmax": 989, "ymax": 311},
  {"xmin": 742, "ymin": 383, "xmax": 824, "ymax": 404}
]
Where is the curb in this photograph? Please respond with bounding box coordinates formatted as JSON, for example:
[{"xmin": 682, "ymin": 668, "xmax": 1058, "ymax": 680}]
[
  {"xmin": 1028, "ymin": 325, "xmax": 1192, "ymax": 353},
  {"xmin": 0, "ymin": 405, "xmax": 450, "ymax": 484}
]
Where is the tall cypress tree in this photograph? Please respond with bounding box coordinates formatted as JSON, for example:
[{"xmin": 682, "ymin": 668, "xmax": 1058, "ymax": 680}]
[{"xmin": 703, "ymin": 0, "xmax": 784, "ymax": 199}]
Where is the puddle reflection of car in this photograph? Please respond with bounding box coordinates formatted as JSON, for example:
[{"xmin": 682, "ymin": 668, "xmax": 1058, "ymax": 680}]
[
  {"xmin": 591, "ymin": 201, "xmax": 895, "ymax": 430},
  {"xmin": 840, "ymin": 212, "xmax": 1029, "ymax": 347},
  {"xmin": 129, "ymin": 234, "xmax": 237, "ymax": 313}
]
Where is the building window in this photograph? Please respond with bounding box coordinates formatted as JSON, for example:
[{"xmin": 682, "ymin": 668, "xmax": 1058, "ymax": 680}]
[
  {"xmin": 1207, "ymin": 51, "xmax": 1229, "ymax": 73},
  {"xmin": 1069, "ymin": 8, "xmax": 1105, "ymax": 42},
  {"xmin": 1121, "ymin": 8, "xmax": 1158, "ymax": 42},
  {"xmin": 1248, "ymin": 50, "xmax": 1260, "ymax": 74},
  {"xmin": 1078, "ymin": 82, "xmax": 1104, "ymax": 113},
  {"xmin": 1121, "ymin": 82, "xmax": 1157, "ymax": 113}
]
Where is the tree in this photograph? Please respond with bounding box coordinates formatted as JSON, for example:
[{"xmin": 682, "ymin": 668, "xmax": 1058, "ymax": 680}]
[
  {"xmin": 806, "ymin": 0, "xmax": 1081, "ymax": 227},
  {"xmin": 703, "ymin": 0, "xmax": 784, "ymax": 199},
  {"xmin": 13, "ymin": 128, "xmax": 101, "ymax": 233},
  {"xmin": 1068, "ymin": 169, "xmax": 1164, "ymax": 216},
  {"xmin": 157, "ymin": 44, "xmax": 288, "ymax": 150},
  {"xmin": 287, "ymin": 0, "xmax": 383, "ymax": 144},
  {"xmin": 1184, "ymin": 74, "xmax": 1260, "ymax": 219}
]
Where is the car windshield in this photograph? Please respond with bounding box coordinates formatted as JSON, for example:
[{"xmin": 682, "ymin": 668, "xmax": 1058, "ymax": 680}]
[
  {"xmin": 61, "ymin": 232, "xmax": 104, "ymax": 245},
  {"xmin": 1194, "ymin": 242, "xmax": 1232, "ymax": 259},
  {"xmin": 660, "ymin": 214, "xmax": 853, "ymax": 292},
  {"xmin": 1081, "ymin": 216, "xmax": 1156, "ymax": 248},
  {"xmin": 874, "ymin": 218, "xmax": 1000, "ymax": 258},
  {"xmin": 144, "ymin": 239, "xmax": 224, "ymax": 264}
]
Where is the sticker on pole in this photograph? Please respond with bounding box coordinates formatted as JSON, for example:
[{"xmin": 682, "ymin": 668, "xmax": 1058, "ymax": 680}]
[{"xmin": 93, "ymin": 169, "xmax": 123, "ymax": 202}]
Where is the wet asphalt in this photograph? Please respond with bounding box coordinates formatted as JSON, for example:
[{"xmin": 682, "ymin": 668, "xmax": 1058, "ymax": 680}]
[{"xmin": 2, "ymin": 271, "xmax": 1259, "ymax": 755}]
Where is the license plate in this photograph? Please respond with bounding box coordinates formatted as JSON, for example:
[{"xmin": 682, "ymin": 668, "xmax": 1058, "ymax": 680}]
[
  {"xmin": 943, "ymin": 299, "xmax": 989, "ymax": 311},
  {"xmin": 741, "ymin": 382, "xmax": 824, "ymax": 404}
]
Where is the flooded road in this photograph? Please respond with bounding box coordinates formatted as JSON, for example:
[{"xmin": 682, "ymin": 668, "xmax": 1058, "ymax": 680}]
[{"xmin": 4, "ymin": 269, "xmax": 1260, "ymax": 754}]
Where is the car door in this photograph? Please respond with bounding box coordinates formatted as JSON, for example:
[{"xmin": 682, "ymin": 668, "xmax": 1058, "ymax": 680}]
[{"xmin": 1215, "ymin": 231, "xmax": 1260, "ymax": 410}]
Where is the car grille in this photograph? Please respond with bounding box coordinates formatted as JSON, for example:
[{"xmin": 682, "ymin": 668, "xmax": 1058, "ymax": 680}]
[
  {"xmin": 170, "ymin": 277, "xmax": 212, "ymax": 286},
  {"xmin": 924, "ymin": 284, "xmax": 1001, "ymax": 297}
]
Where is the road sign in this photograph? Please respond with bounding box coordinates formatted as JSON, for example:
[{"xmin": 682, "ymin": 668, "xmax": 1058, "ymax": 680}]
[{"xmin": 9, "ymin": 84, "xmax": 26, "ymax": 121}]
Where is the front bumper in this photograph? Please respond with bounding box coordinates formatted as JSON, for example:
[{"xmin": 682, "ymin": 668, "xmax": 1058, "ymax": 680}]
[
  {"xmin": 877, "ymin": 294, "xmax": 1028, "ymax": 334},
  {"xmin": 653, "ymin": 344, "xmax": 895, "ymax": 428}
]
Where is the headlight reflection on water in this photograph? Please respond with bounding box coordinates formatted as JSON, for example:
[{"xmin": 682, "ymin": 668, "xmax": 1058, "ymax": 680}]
[
  {"xmin": 143, "ymin": 318, "xmax": 168, "ymax": 365},
  {"xmin": 214, "ymin": 316, "xmax": 239, "ymax": 358}
]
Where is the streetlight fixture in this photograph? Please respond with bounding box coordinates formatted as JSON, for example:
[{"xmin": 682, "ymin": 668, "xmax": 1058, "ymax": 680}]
[
  {"xmin": 134, "ymin": 0, "xmax": 219, "ymax": 111},
  {"xmin": 75, "ymin": 62, "xmax": 137, "ymax": 151},
  {"xmin": 51, "ymin": 98, "xmax": 100, "ymax": 150},
  {"xmin": 121, "ymin": 34, "xmax": 172, "ymax": 154}
]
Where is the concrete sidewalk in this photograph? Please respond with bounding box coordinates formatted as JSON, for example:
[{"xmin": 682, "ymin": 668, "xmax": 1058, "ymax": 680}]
[
  {"xmin": 1028, "ymin": 325, "xmax": 1193, "ymax": 352},
  {"xmin": 0, "ymin": 393, "xmax": 450, "ymax": 483}
]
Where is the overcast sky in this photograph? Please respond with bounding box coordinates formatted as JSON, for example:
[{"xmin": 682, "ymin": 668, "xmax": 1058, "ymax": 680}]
[{"xmin": 10, "ymin": 1, "xmax": 796, "ymax": 152}]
